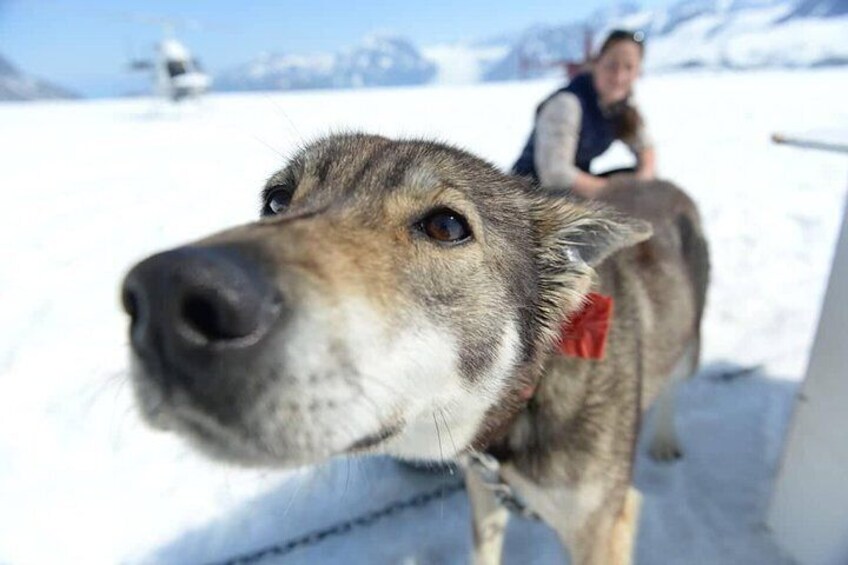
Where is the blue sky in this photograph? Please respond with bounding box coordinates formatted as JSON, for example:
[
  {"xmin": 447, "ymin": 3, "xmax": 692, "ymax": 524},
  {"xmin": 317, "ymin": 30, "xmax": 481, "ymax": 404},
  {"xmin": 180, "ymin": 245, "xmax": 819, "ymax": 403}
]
[{"xmin": 1, "ymin": 0, "xmax": 671, "ymax": 97}]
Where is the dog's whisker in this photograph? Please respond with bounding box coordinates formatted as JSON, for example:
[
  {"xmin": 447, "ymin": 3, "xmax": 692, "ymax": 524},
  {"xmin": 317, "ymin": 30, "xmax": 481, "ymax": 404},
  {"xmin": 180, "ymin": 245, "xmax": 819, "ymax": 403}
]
[
  {"xmin": 342, "ymin": 457, "xmax": 351, "ymax": 501},
  {"xmin": 279, "ymin": 468, "xmax": 308, "ymax": 522},
  {"xmin": 80, "ymin": 368, "xmax": 130, "ymax": 411},
  {"xmin": 110, "ymin": 397, "xmax": 141, "ymax": 450},
  {"xmin": 438, "ymin": 407, "xmax": 458, "ymax": 464},
  {"xmin": 432, "ymin": 409, "xmax": 445, "ymax": 463},
  {"xmin": 206, "ymin": 111, "xmax": 289, "ymax": 159},
  {"xmin": 261, "ymin": 92, "xmax": 306, "ymax": 146}
]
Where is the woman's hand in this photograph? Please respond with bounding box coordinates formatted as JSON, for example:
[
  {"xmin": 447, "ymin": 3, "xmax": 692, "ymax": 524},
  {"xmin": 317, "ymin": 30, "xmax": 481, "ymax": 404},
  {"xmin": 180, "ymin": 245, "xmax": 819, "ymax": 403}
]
[{"xmin": 572, "ymin": 171, "xmax": 608, "ymax": 198}]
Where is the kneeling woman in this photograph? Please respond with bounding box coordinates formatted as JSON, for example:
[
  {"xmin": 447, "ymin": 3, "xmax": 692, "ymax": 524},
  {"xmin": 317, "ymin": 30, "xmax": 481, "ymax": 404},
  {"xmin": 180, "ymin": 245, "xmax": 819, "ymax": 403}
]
[{"xmin": 513, "ymin": 30, "xmax": 655, "ymax": 197}]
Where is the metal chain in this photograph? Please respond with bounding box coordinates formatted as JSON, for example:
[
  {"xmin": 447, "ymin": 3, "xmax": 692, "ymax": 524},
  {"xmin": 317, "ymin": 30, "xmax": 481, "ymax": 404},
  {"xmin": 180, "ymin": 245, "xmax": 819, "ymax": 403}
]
[
  {"xmin": 207, "ymin": 479, "xmax": 466, "ymax": 565},
  {"xmin": 466, "ymin": 452, "xmax": 541, "ymax": 521}
]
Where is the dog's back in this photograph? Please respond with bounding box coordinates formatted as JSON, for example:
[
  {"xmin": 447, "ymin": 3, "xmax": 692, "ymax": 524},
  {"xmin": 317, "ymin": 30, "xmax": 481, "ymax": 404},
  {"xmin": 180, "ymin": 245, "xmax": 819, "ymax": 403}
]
[{"xmin": 597, "ymin": 179, "xmax": 709, "ymax": 406}]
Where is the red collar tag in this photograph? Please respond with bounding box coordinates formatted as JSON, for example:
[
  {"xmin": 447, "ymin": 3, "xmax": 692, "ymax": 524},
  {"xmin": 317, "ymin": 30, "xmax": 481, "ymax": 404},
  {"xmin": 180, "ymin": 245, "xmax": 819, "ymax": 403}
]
[{"xmin": 556, "ymin": 292, "xmax": 614, "ymax": 360}]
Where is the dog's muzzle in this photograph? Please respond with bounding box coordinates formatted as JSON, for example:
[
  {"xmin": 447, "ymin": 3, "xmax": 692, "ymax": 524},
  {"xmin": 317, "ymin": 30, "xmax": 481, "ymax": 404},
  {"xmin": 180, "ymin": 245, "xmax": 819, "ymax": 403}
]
[{"xmin": 121, "ymin": 245, "xmax": 283, "ymax": 422}]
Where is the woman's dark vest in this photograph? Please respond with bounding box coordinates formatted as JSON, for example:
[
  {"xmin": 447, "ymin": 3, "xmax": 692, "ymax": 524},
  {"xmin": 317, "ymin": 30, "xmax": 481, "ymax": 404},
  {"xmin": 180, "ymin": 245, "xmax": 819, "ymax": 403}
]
[{"xmin": 512, "ymin": 73, "xmax": 617, "ymax": 181}]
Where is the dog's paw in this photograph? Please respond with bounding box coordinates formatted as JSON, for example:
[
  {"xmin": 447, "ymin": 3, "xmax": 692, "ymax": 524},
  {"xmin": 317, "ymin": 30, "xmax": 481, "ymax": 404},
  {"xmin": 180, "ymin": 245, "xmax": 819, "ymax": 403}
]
[{"xmin": 648, "ymin": 437, "xmax": 683, "ymax": 462}]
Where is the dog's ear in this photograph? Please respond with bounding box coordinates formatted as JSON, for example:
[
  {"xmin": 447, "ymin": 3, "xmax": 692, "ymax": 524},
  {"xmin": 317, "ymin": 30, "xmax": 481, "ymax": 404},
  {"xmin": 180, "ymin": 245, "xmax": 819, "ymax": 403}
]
[
  {"xmin": 530, "ymin": 192, "xmax": 652, "ymax": 268},
  {"xmin": 527, "ymin": 191, "xmax": 652, "ymax": 343}
]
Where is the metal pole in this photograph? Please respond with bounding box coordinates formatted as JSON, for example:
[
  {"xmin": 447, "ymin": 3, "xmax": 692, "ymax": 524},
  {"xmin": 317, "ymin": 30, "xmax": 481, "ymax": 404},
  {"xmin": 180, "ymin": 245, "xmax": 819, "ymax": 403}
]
[
  {"xmin": 767, "ymin": 182, "xmax": 848, "ymax": 565},
  {"xmin": 771, "ymin": 133, "xmax": 848, "ymax": 155}
]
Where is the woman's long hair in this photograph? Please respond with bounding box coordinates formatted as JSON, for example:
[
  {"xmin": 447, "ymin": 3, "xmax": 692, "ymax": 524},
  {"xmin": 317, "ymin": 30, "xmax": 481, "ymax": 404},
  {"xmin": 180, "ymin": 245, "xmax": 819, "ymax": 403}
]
[{"xmin": 595, "ymin": 30, "xmax": 646, "ymax": 143}]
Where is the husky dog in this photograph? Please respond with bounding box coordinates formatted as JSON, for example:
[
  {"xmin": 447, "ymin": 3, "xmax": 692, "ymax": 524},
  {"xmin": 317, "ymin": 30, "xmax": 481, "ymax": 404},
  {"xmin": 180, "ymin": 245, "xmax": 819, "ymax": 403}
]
[{"xmin": 122, "ymin": 133, "xmax": 708, "ymax": 565}]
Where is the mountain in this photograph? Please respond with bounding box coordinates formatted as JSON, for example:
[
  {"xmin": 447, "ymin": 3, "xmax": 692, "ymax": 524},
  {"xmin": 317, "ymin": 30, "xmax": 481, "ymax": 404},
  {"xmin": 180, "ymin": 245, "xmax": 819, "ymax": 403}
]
[
  {"xmin": 213, "ymin": 0, "xmax": 847, "ymax": 93},
  {"xmin": 0, "ymin": 55, "xmax": 78, "ymax": 101},
  {"xmin": 422, "ymin": 43, "xmax": 510, "ymax": 84},
  {"xmin": 216, "ymin": 52, "xmax": 335, "ymax": 92},
  {"xmin": 334, "ymin": 36, "xmax": 436, "ymax": 87},
  {"xmin": 637, "ymin": 0, "xmax": 848, "ymax": 69},
  {"xmin": 483, "ymin": 0, "xmax": 848, "ymax": 80},
  {"xmin": 216, "ymin": 36, "xmax": 434, "ymax": 92},
  {"xmin": 482, "ymin": 23, "xmax": 589, "ymax": 81}
]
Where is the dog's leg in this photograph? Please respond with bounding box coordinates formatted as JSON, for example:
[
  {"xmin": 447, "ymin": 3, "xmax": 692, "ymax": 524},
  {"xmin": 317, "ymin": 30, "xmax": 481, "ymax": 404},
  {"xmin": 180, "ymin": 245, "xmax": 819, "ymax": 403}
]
[
  {"xmin": 648, "ymin": 341, "xmax": 697, "ymax": 462},
  {"xmin": 465, "ymin": 466, "xmax": 509, "ymax": 565},
  {"xmin": 606, "ymin": 487, "xmax": 641, "ymax": 565},
  {"xmin": 499, "ymin": 464, "xmax": 640, "ymax": 565},
  {"xmin": 570, "ymin": 486, "xmax": 642, "ymax": 565},
  {"xmin": 648, "ymin": 385, "xmax": 682, "ymax": 461},
  {"xmin": 566, "ymin": 486, "xmax": 641, "ymax": 565}
]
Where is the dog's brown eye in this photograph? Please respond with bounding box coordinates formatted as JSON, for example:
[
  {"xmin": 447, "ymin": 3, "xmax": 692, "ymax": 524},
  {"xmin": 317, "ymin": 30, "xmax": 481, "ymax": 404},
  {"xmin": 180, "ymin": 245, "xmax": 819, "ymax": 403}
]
[
  {"xmin": 264, "ymin": 187, "xmax": 292, "ymax": 215},
  {"xmin": 420, "ymin": 208, "xmax": 472, "ymax": 244}
]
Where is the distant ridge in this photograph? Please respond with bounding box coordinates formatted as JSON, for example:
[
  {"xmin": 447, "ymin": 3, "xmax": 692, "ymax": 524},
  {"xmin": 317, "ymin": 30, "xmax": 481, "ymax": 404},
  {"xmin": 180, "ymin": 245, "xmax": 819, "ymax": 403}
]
[
  {"xmin": 0, "ymin": 54, "xmax": 78, "ymax": 101},
  {"xmin": 216, "ymin": 35, "xmax": 435, "ymax": 92}
]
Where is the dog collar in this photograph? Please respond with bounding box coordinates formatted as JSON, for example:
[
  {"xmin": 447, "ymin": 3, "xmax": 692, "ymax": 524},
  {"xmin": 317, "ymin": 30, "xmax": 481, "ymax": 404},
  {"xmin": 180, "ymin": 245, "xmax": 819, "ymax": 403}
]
[
  {"xmin": 517, "ymin": 292, "xmax": 614, "ymax": 403},
  {"xmin": 556, "ymin": 292, "xmax": 614, "ymax": 360}
]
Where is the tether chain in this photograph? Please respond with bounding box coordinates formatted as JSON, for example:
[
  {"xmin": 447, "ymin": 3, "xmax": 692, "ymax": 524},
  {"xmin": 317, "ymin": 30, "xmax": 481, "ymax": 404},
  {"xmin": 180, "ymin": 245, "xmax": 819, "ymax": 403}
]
[
  {"xmin": 466, "ymin": 452, "xmax": 541, "ymax": 521},
  {"xmin": 207, "ymin": 479, "xmax": 466, "ymax": 565}
]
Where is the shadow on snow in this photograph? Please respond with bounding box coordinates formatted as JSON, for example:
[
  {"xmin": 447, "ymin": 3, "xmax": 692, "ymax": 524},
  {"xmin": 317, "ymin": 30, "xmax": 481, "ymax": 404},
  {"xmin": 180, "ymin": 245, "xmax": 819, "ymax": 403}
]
[{"xmin": 149, "ymin": 362, "xmax": 798, "ymax": 565}]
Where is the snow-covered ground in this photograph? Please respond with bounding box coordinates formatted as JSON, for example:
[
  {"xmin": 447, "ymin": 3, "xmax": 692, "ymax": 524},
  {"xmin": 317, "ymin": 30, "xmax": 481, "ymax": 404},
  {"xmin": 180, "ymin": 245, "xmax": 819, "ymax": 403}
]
[{"xmin": 0, "ymin": 68, "xmax": 846, "ymax": 564}]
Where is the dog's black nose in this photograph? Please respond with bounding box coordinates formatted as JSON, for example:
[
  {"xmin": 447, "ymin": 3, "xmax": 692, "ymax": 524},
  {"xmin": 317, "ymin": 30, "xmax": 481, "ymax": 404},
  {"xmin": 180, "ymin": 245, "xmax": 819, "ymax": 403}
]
[{"xmin": 122, "ymin": 246, "xmax": 281, "ymax": 352}]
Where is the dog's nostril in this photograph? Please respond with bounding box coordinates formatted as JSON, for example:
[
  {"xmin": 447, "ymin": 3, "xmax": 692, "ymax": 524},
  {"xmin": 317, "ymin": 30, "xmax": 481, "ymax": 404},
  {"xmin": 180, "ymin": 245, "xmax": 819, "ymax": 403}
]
[
  {"xmin": 181, "ymin": 291, "xmax": 254, "ymax": 342},
  {"xmin": 183, "ymin": 292, "xmax": 227, "ymax": 341}
]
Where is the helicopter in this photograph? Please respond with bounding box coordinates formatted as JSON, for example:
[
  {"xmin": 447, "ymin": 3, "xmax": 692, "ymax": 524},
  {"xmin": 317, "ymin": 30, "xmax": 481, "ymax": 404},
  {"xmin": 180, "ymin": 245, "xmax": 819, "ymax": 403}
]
[{"xmin": 128, "ymin": 18, "xmax": 212, "ymax": 102}]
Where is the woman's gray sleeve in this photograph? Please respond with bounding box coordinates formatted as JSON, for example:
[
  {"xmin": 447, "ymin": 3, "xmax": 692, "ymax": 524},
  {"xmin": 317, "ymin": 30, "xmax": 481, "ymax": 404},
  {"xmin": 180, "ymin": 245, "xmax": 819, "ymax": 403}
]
[{"xmin": 533, "ymin": 92, "xmax": 582, "ymax": 189}]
